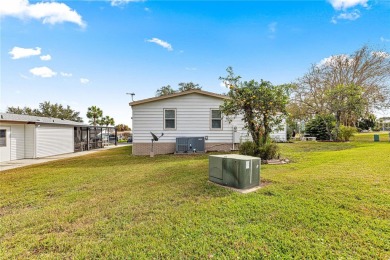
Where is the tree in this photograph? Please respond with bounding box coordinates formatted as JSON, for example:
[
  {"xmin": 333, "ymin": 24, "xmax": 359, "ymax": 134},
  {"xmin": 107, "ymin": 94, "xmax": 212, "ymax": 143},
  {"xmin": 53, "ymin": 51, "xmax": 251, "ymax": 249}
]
[
  {"xmin": 177, "ymin": 82, "xmax": 202, "ymax": 92},
  {"xmin": 305, "ymin": 115, "xmax": 335, "ymax": 141},
  {"xmin": 155, "ymin": 82, "xmax": 202, "ymax": 97},
  {"xmin": 116, "ymin": 124, "xmax": 131, "ymax": 131},
  {"xmin": 219, "ymin": 67, "xmax": 289, "ymax": 147},
  {"xmin": 7, "ymin": 106, "xmax": 37, "ymax": 115},
  {"xmin": 156, "ymin": 85, "xmax": 176, "ymax": 97},
  {"xmin": 292, "ymin": 45, "xmax": 390, "ymax": 140},
  {"xmin": 86, "ymin": 106, "xmax": 103, "ymax": 126},
  {"xmin": 6, "ymin": 101, "xmax": 83, "ymax": 122},
  {"xmin": 325, "ymin": 84, "xmax": 366, "ymax": 138},
  {"xmin": 358, "ymin": 114, "xmax": 376, "ymax": 130}
]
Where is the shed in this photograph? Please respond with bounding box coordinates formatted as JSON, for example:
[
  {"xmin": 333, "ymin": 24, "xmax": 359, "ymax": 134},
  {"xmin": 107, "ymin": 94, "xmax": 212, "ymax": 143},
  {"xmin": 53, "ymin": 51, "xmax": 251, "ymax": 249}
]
[
  {"xmin": 0, "ymin": 113, "xmax": 117, "ymax": 163},
  {"xmin": 0, "ymin": 113, "xmax": 87, "ymax": 162}
]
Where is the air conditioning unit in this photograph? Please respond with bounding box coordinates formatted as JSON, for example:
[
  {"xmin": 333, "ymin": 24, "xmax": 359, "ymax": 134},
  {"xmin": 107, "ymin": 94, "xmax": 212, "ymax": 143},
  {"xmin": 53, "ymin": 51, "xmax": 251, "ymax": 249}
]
[
  {"xmin": 176, "ymin": 137, "xmax": 205, "ymax": 153},
  {"xmin": 209, "ymin": 154, "xmax": 260, "ymax": 189}
]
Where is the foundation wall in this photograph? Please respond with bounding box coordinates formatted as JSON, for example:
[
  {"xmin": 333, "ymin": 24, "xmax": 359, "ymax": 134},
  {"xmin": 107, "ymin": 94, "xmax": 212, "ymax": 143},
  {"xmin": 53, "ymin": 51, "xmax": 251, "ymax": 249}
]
[{"xmin": 132, "ymin": 142, "xmax": 234, "ymax": 155}]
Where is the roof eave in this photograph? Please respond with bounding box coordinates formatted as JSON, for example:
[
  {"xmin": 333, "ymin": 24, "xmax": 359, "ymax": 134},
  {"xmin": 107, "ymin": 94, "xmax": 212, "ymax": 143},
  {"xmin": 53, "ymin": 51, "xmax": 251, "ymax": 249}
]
[{"xmin": 129, "ymin": 89, "xmax": 229, "ymax": 106}]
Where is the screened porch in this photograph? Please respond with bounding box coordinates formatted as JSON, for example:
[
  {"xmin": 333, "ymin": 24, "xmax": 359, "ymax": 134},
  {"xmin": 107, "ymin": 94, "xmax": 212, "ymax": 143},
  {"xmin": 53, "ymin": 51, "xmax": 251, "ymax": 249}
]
[{"xmin": 74, "ymin": 126, "xmax": 117, "ymax": 152}]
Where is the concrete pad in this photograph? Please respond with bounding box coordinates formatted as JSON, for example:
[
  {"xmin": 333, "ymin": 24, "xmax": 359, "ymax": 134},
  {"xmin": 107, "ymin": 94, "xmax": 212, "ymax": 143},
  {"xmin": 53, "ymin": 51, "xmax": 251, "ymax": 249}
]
[
  {"xmin": 0, "ymin": 144, "xmax": 129, "ymax": 172},
  {"xmin": 208, "ymin": 181, "xmax": 262, "ymax": 194}
]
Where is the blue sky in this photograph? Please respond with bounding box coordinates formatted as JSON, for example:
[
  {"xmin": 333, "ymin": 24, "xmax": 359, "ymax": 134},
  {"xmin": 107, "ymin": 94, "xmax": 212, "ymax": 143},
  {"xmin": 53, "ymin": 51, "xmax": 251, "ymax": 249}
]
[{"xmin": 1, "ymin": 0, "xmax": 389, "ymax": 127}]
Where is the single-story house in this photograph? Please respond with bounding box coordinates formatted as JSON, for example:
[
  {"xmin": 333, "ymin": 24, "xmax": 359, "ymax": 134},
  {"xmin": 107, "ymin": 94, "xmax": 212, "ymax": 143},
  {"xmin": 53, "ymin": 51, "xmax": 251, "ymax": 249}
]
[
  {"xmin": 0, "ymin": 113, "xmax": 117, "ymax": 163},
  {"xmin": 129, "ymin": 89, "xmax": 287, "ymax": 155},
  {"xmin": 378, "ymin": 117, "xmax": 390, "ymax": 131}
]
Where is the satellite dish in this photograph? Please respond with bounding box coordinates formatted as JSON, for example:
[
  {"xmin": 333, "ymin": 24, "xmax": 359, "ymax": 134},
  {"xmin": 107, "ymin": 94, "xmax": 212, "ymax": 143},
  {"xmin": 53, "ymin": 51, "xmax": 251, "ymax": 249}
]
[
  {"xmin": 150, "ymin": 132, "xmax": 164, "ymax": 156},
  {"xmin": 151, "ymin": 132, "xmax": 159, "ymax": 141},
  {"xmin": 150, "ymin": 132, "xmax": 164, "ymax": 141}
]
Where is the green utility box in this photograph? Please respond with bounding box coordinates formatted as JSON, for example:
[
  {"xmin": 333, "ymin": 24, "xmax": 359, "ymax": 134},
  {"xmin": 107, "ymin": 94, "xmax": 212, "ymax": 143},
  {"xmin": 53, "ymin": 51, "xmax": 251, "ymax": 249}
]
[
  {"xmin": 209, "ymin": 154, "xmax": 260, "ymax": 189},
  {"xmin": 374, "ymin": 134, "xmax": 380, "ymax": 142}
]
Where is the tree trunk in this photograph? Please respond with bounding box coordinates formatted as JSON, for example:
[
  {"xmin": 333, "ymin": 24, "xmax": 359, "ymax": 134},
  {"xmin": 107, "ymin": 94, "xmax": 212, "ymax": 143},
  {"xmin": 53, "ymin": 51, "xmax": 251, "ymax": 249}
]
[
  {"xmin": 320, "ymin": 116, "xmax": 333, "ymax": 141},
  {"xmin": 335, "ymin": 110, "xmax": 341, "ymax": 141},
  {"xmin": 245, "ymin": 107, "xmax": 260, "ymax": 146},
  {"xmin": 262, "ymin": 115, "xmax": 269, "ymax": 145}
]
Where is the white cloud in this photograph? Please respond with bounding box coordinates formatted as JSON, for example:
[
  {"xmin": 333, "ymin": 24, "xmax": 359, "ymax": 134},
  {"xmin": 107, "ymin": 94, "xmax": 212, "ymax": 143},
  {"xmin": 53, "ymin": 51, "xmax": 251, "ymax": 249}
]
[
  {"xmin": 268, "ymin": 22, "xmax": 277, "ymax": 33},
  {"xmin": 9, "ymin": 46, "xmax": 41, "ymax": 59},
  {"xmin": 60, "ymin": 72, "xmax": 72, "ymax": 77},
  {"xmin": 318, "ymin": 54, "xmax": 353, "ymax": 67},
  {"xmin": 185, "ymin": 67, "xmax": 197, "ymax": 71},
  {"xmin": 328, "ymin": 0, "xmax": 368, "ymax": 10},
  {"xmin": 331, "ymin": 9, "xmax": 362, "ymax": 24},
  {"xmin": 372, "ymin": 51, "xmax": 390, "ymax": 59},
  {"xmin": 268, "ymin": 22, "xmax": 277, "ymax": 39},
  {"xmin": 380, "ymin": 37, "xmax": 390, "ymax": 43},
  {"xmin": 328, "ymin": 0, "xmax": 368, "ymax": 24},
  {"xmin": 19, "ymin": 73, "xmax": 30, "ymax": 79},
  {"xmin": 147, "ymin": 38, "xmax": 173, "ymax": 51},
  {"xmin": 40, "ymin": 54, "xmax": 51, "ymax": 61},
  {"xmin": 144, "ymin": 7, "xmax": 151, "ymax": 12},
  {"xmin": 80, "ymin": 78, "xmax": 90, "ymax": 84},
  {"xmin": 0, "ymin": 0, "xmax": 86, "ymax": 28},
  {"xmin": 29, "ymin": 66, "xmax": 57, "ymax": 78},
  {"xmin": 220, "ymin": 81, "xmax": 227, "ymax": 88},
  {"xmin": 111, "ymin": 0, "xmax": 145, "ymax": 7},
  {"xmin": 332, "ymin": 9, "xmax": 361, "ymax": 23}
]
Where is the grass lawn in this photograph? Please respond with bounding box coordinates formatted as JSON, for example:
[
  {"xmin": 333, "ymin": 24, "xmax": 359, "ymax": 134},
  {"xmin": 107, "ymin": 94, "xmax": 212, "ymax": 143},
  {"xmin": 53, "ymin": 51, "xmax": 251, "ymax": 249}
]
[
  {"xmin": 351, "ymin": 131, "xmax": 390, "ymax": 142},
  {"xmin": 1, "ymin": 135, "xmax": 389, "ymax": 258}
]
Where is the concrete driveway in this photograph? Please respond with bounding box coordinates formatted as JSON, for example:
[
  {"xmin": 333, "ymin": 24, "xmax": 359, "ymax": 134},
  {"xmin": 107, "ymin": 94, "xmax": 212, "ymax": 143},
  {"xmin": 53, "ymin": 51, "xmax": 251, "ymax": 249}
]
[{"xmin": 0, "ymin": 144, "xmax": 130, "ymax": 172}]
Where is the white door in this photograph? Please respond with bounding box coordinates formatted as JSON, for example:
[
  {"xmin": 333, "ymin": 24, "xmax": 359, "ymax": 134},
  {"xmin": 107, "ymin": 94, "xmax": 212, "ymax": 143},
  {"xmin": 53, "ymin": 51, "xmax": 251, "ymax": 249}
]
[{"xmin": 0, "ymin": 127, "xmax": 11, "ymax": 162}]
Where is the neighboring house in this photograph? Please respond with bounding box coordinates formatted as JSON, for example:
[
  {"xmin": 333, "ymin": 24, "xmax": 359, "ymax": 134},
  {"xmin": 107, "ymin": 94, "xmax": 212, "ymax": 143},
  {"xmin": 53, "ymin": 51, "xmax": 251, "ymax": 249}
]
[
  {"xmin": 117, "ymin": 131, "xmax": 132, "ymax": 140},
  {"xmin": 129, "ymin": 89, "xmax": 287, "ymax": 155},
  {"xmin": 378, "ymin": 117, "xmax": 390, "ymax": 131},
  {"xmin": 0, "ymin": 113, "xmax": 116, "ymax": 163}
]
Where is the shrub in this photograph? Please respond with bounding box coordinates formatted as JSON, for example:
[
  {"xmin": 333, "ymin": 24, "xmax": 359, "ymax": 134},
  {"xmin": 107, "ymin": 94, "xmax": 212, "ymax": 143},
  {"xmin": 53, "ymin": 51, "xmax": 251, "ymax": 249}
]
[
  {"xmin": 239, "ymin": 141, "xmax": 257, "ymax": 156},
  {"xmin": 239, "ymin": 141, "xmax": 280, "ymax": 160},
  {"xmin": 305, "ymin": 115, "xmax": 335, "ymax": 140},
  {"xmin": 258, "ymin": 142, "xmax": 280, "ymax": 160},
  {"xmin": 338, "ymin": 125, "xmax": 357, "ymax": 141}
]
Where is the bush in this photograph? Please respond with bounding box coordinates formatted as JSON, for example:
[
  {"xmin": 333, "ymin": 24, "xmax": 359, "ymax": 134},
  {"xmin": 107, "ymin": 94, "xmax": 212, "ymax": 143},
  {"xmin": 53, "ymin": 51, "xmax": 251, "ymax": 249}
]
[
  {"xmin": 305, "ymin": 115, "xmax": 335, "ymax": 140},
  {"xmin": 239, "ymin": 141, "xmax": 280, "ymax": 160},
  {"xmin": 338, "ymin": 125, "xmax": 357, "ymax": 141},
  {"xmin": 239, "ymin": 141, "xmax": 257, "ymax": 156},
  {"xmin": 258, "ymin": 142, "xmax": 280, "ymax": 160}
]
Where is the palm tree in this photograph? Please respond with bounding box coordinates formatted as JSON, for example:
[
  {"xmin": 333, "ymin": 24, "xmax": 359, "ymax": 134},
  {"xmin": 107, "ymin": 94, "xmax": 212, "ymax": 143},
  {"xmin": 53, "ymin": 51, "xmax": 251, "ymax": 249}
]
[
  {"xmin": 98, "ymin": 116, "xmax": 115, "ymax": 127},
  {"xmin": 102, "ymin": 116, "xmax": 115, "ymax": 127},
  {"xmin": 86, "ymin": 106, "xmax": 103, "ymax": 126}
]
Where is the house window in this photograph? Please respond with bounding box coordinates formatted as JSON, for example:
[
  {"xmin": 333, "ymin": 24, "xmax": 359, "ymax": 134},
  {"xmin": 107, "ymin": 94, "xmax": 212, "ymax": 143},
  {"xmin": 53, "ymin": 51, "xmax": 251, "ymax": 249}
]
[
  {"xmin": 211, "ymin": 110, "xmax": 222, "ymax": 129},
  {"xmin": 0, "ymin": 130, "xmax": 6, "ymax": 147},
  {"xmin": 164, "ymin": 109, "xmax": 176, "ymax": 130}
]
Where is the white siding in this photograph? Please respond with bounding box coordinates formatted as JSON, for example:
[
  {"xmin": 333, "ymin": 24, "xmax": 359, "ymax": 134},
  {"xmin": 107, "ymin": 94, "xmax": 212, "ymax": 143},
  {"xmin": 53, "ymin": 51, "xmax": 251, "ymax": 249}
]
[
  {"xmin": 0, "ymin": 126, "xmax": 11, "ymax": 162},
  {"xmin": 270, "ymin": 120, "xmax": 287, "ymax": 142},
  {"xmin": 36, "ymin": 124, "xmax": 74, "ymax": 158},
  {"xmin": 10, "ymin": 124, "xmax": 25, "ymax": 160},
  {"xmin": 132, "ymin": 93, "xmax": 287, "ymax": 144},
  {"xmin": 24, "ymin": 124, "xmax": 35, "ymax": 158},
  {"xmin": 132, "ymin": 94, "xmax": 247, "ymax": 144}
]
